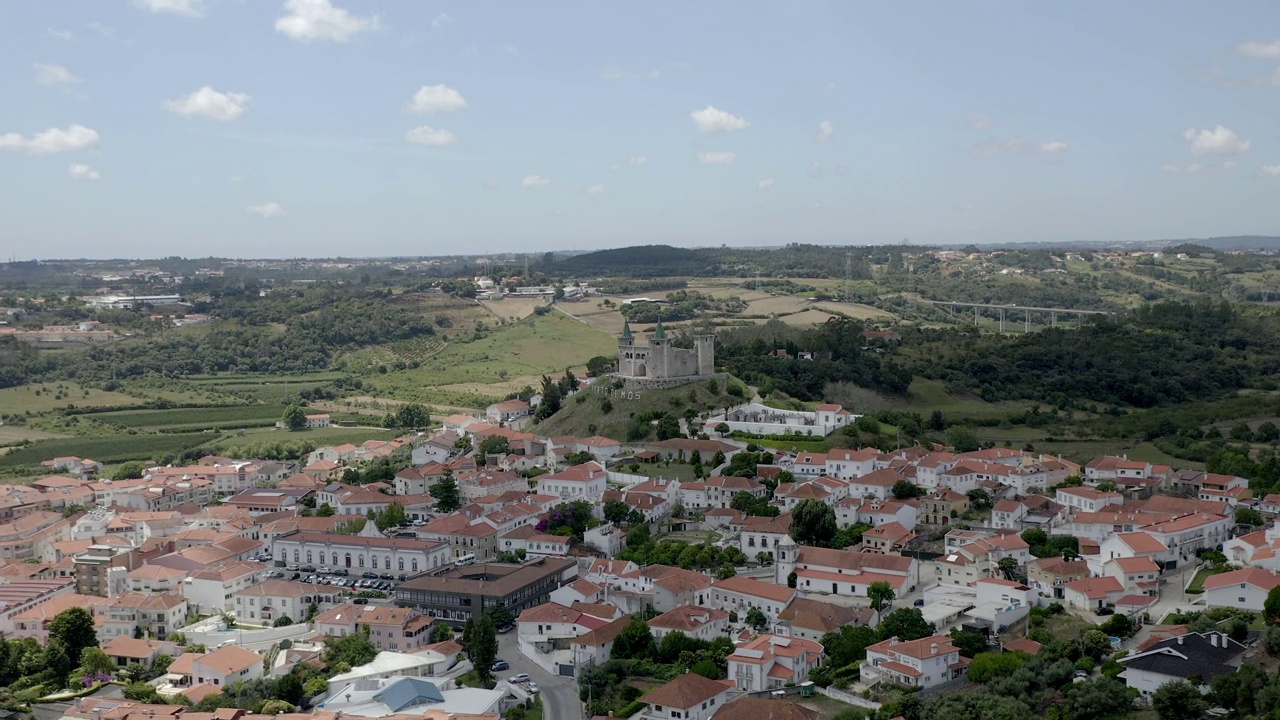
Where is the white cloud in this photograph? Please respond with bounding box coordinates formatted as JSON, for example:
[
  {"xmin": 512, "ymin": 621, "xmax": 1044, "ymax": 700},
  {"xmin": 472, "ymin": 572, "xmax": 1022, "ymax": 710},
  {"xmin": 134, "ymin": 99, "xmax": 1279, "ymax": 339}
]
[
  {"xmin": 1183, "ymin": 125, "xmax": 1250, "ymax": 156},
  {"xmin": 135, "ymin": 0, "xmax": 205, "ymax": 17},
  {"xmin": 971, "ymin": 115, "xmax": 996, "ymax": 130},
  {"xmin": 1161, "ymin": 164, "xmax": 1182, "ymax": 174},
  {"xmin": 1223, "ymin": 161, "xmax": 1239, "ymax": 172},
  {"xmin": 1260, "ymin": 164, "xmax": 1280, "ymax": 177},
  {"xmin": 34, "ymin": 64, "xmax": 80, "ymax": 87},
  {"xmin": 68, "ymin": 163, "xmax": 100, "ymax": 180},
  {"xmin": 817, "ymin": 120, "xmax": 834, "ymax": 142},
  {"xmin": 247, "ymin": 202, "xmax": 286, "ymax": 218},
  {"xmin": 502, "ymin": 45, "xmax": 519, "ymax": 55},
  {"xmin": 45, "ymin": 28, "xmax": 73, "ymax": 40},
  {"xmin": 405, "ymin": 126, "xmax": 457, "ymax": 146},
  {"xmin": 972, "ymin": 139, "xmax": 1068, "ymax": 158},
  {"xmin": 628, "ymin": 155, "xmax": 648, "ymax": 166},
  {"xmin": 609, "ymin": 165, "xmax": 620, "ymax": 172},
  {"xmin": 1238, "ymin": 40, "xmax": 1280, "ymax": 60},
  {"xmin": 586, "ymin": 185, "xmax": 606, "ymax": 195},
  {"xmin": 757, "ymin": 178, "xmax": 774, "ymax": 190},
  {"xmin": 405, "ymin": 84, "xmax": 467, "ymax": 114},
  {"xmin": 231, "ymin": 174, "xmax": 247, "ymax": 183},
  {"xmin": 835, "ymin": 164, "xmax": 849, "ymax": 176},
  {"xmin": 275, "ymin": 0, "xmax": 378, "ymax": 43},
  {"xmin": 483, "ymin": 180, "xmax": 497, "ymax": 190},
  {"xmin": 164, "ymin": 86, "xmax": 251, "ymax": 121},
  {"xmin": 648, "ymin": 69, "xmax": 661, "ymax": 79},
  {"xmin": 1162, "ymin": 161, "xmax": 1237, "ymax": 174},
  {"xmin": 431, "ymin": 12, "xmax": 451, "ymax": 30},
  {"xmin": 691, "ymin": 106, "xmax": 749, "ymax": 133},
  {"xmin": 0, "ymin": 124, "xmax": 99, "ymax": 154},
  {"xmin": 600, "ymin": 65, "xmax": 626, "ymax": 80},
  {"xmin": 522, "ymin": 175, "xmax": 549, "ymax": 187},
  {"xmin": 806, "ymin": 160, "xmax": 823, "ymax": 177},
  {"xmin": 820, "ymin": 81, "xmax": 836, "ymax": 94},
  {"xmin": 88, "ymin": 23, "xmax": 116, "ymax": 39},
  {"xmin": 697, "ymin": 152, "xmax": 736, "ymax": 165}
]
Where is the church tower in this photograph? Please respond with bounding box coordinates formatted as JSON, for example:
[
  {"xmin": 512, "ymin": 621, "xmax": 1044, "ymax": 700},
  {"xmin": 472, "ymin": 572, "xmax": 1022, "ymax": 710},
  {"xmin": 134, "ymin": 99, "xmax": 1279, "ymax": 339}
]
[{"xmin": 775, "ymin": 535, "xmax": 798, "ymax": 585}]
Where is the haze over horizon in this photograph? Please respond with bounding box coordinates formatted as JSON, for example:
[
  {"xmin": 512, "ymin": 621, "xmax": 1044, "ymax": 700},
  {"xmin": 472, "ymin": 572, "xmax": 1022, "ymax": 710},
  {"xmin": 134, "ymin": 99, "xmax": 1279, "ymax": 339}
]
[{"xmin": 4, "ymin": 1, "xmax": 1280, "ymax": 260}]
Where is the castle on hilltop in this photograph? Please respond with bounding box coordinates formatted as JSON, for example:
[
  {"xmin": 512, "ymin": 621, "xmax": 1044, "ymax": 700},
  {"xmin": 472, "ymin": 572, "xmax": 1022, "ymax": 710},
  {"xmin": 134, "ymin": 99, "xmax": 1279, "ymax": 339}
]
[{"xmin": 615, "ymin": 320, "xmax": 719, "ymax": 389}]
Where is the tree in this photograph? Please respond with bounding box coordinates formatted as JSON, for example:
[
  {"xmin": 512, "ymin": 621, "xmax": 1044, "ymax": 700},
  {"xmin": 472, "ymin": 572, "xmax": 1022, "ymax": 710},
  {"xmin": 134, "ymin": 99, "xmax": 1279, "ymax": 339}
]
[
  {"xmin": 1081, "ymin": 629, "xmax": 1112, "ymax": 661},
  {"xmin": 123, "ymin": 681, "xmax": 163, "ymax": 703},
  {"xmin": 789, "ymin": 498, "xmax": 836, "ymax": 546},
  {"xmin": 691, "ymin": 659, "xmax": 720, "ymax": 679},
  {"xmin": 282, "ymin": 405, "xmax": 306, "ymax": 431},
  {"xmin": 277, "ymin": 672, "xmax": 304, "ymax": 705},
  {"xmin": 877, "ymin": 608, "xmax": 934, "ymax": 641},
  {"xmin": 1236, "ymin": 507, "xmax": 1265, "ymax": 527},
  {"xmin": 1265, "ymin": 584, "xmax": 1280, "ymax": 624},
  {"xmin": 1257, "ymin": 421, "xmax": 1280, "ymax": 442},
  {"xmin": 928, "ymin": 409, "xmax": 946, "ymax": 432},
  {"xmin": 891, "ymin": 480, "xmax": 925, "ymax": 500},
  {"xmin": 1099, "ymin": 613, "xmax": 1134, "ymax": 639},
  {"xmin": 431, "ymin": 622, "xmax": 454, "ymax": 643},
  {"xmin": 948, "ymin": 628, "xmax": 987, "ymax": 658},
  {"xmin": 316, "ymin": 502, "xmax": 336, "ymax": 517},
  {"xmin": 1063, "ymin": 677, "xmax": 1134, "ymax": 720},
  {"xmin": 77, "ymin": 647, "xmax": 116, "ymax": 677},
  {"xmin": 260, "ymin": 700, "xmax": 296, "ymax": 715},
  {"xmin": 394, "ymin": 403, "xmax": 430, "ymax": 430},
  {"xmin": 626, "ymin": 523, "xmax": 651, "ymax": 548},
  {"xmin": 1265, "ymin": 625, "xmax": 1280, "ymax": 656},
  {"xmin": 478, "ymin": 435, "xmax": 511, "ymax": 457},
  {"xmin": 868, "ymin": 581, "xmax": 895, "ymax": 613},
  {"xmin": 966, "ymin": 488, "xmax": 992, "ymax": 510},
  {"xmin": 324, "ymin": 627, "xmax": 377, "ymax": 668},
  {"xmin": 745, "ymin": 607, "xmax": 768, "ymax": 630},
  {"xmin": 966, "ymin": 651, "xmax": 1027, "ymax": 683},
  {"xmin": 1096, "ymin": 479, "xmax": 1119, "ymax": 493},
  {"xmin": 656, "ymin": 414, "xmax": 681, "ymax": 440},
  {"xmin": 787, "ymin": 571, "xmax": 797, "ymax": 588},
  {"xmin": 1152, "ymin": 680, "xmax": 1208, "ymax": 720},
  {"xmin": 611, "ymin": 616, "xmax": 656, "ymax": 660},
  {"xmin": 112, "ymin": 461, "xmax": 148, "ymax": 481},
  {"xmin": 997, "ymin": 557, "xmax": 1019, "ymax": 576},
  {"xmin": 820, "ymin": 625, "xmax": 879, "ymax": 667},
  {"xmin": 586, "ymin": 355, "xmax": 616, "ymax": 377},
  {"xmin": 534, "ymin": 375, "xmax": 562, "ymax": 421},
  {"xmin": 712, "ymin": 450, "xmax": 726, "ymax": 467},
  {"xmin": 486, "ymin": 605, "xmax": 515, "ymax": 629},
  {"xmin": 945, "ymin": 425, "xmax": 980, "ymax": 453},
  {"xmin": 50, "ymin": 606, "xmax": 98, "ymax": 668},
  {"xmin": 467, "ymin": 615, "xmax": 499, "ymax": 687},
  {"xmin": 604, "ymin": 500, "xmax": 632, "ymax": 525},
  {"xmin": 273, "ymin": 616, "xmax": 294, "ymax": 627},
  {"xmin": 431, "ymin": 469, "xmax": 461, "ymax": 513},
  {"xmin": 372, "ymin": 502, "xmax": 407, "ymax": 530}
]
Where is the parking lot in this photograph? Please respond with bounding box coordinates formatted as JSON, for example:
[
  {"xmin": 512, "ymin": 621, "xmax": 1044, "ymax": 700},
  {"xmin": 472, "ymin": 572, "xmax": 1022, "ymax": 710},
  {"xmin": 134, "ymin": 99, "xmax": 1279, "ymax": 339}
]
[{"xmin": 266, "ymin": 563, "xmax": 410, "ymax": 595}]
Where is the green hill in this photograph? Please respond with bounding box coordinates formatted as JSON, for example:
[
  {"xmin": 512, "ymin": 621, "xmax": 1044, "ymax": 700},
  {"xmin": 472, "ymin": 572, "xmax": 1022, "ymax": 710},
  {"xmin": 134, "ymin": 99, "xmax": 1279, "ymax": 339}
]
[{"xmin": 532, "ymin": 378, "xmax": 746, "ymax": 441}]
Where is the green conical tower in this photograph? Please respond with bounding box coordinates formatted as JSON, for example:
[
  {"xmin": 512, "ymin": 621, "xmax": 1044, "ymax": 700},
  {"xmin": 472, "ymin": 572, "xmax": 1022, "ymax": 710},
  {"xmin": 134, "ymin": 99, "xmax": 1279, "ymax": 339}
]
[
  {"xmin": 654, "ymin": 319, "xmax": 666, "ymax": 340},
  {"xmin": 621, "ymin": 319, "xmax": 632, "ymax": 338}
]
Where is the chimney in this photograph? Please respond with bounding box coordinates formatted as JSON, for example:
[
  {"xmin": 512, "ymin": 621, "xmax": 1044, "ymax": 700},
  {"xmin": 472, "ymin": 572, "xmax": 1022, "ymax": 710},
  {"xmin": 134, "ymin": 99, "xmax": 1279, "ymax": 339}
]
[
  {"xmin": 930, "ymin": 643, "xmax": 938, "ymax": 655},
  {"xmin": 1177, "ymin": 636, "xmax": 1184, "ymax": 645}
]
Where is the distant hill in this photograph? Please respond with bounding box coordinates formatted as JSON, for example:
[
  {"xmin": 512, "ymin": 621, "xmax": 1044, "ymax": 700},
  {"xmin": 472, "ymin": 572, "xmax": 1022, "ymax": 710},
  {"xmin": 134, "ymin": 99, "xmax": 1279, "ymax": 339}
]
[{"xmin": 553, "ymin": 245, "xmax": 716, "ymax": 277}]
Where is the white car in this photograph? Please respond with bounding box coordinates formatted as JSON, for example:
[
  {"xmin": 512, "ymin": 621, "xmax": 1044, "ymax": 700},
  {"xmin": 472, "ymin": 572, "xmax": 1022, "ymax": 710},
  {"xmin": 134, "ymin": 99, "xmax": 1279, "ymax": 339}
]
[
  {"xmin": 508, "ymin": 674, "xmax": 530, "ymax": 684},
  {"xmin": 526, "ymin": 682, "xmax": 540, "ymax": 694}
]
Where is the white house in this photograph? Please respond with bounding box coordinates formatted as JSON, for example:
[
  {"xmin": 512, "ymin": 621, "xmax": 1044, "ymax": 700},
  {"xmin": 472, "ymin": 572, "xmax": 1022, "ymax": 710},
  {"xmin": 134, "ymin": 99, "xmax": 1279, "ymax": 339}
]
[
  {"xmin": 1055, "ymin": 487, "xmax": 1123, "ymax": 514},
  {"xmin": 726, "ymin": 634, "xmax": 824, "ymax": 692},
  {"xmin": 647, "ymin": 605, "xmax": 729, "ymax": 642},
  {"xmin": 1203, "ymin": 567, "xmax": 1280, "ymax": 612},
  {"xmin": 640, "ymin": 672, "xmax": 733, "ymax": 720},
  {"xmin": 536, "ymin": 461, "xmax": 608, "ymax": 500},
  {"xmin": 192, "ymin": 645, "xmax": 264, "ymax": 688},
  {"xmin": 705, "ymin": 576, "xmax": 797, "ymax": 622},
  {"xmin": 861, "ymin": 634, "xmax": 969, "ymax": 689}
]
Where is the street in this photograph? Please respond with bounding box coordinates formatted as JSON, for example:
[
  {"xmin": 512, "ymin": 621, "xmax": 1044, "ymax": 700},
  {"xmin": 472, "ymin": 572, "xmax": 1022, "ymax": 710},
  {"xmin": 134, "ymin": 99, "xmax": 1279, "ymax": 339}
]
[{"xmin": 497, "ymin": 631, "xmax": 581, "ymax": 720}]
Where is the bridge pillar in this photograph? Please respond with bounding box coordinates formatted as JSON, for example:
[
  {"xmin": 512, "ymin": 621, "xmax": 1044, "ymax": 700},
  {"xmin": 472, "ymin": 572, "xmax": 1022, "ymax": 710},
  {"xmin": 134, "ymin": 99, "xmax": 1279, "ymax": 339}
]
[
  {"xmin": 974, "ymin": 306, "xmax": 979, "ymax": 326},
  {"xmin": 999, "ymin": 308, "xmax": 1005, "ymax": 333},
  {"xmin": 1050, "ymin": 311, "xmax": 1057, "ymax": 328},
  {"xmin": 1025, "ymin": 311, "xmax": 1031, "ymax": 333}
]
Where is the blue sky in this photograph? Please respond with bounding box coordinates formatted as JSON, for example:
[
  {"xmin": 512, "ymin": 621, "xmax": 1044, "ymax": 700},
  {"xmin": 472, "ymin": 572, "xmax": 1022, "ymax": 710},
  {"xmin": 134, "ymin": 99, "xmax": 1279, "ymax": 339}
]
[{"xmin": 3, "ymin": 1, "xmax": 1280, "ymax": 259}]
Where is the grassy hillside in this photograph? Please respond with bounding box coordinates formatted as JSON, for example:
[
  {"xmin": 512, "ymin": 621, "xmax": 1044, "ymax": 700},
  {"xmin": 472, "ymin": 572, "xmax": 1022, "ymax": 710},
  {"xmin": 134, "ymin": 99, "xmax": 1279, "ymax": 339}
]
[{"xmin": 531, "ymin": 378, "xmax": 745, "ymax": 441}]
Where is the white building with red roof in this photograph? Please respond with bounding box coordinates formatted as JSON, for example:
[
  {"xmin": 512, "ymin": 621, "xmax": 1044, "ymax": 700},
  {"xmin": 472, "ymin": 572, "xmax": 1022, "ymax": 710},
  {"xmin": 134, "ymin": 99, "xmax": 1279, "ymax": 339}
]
[
  {"xmin": 1203, "ymin": 567, "xmax": 1280, "ymax": 611},
  {"xmin": 516, "ymin": 602, "xmax": 608, "ymax": 650},
  {"xmin": 862, "ymin": 634, "xmax": 969, "ymax": 689},
  {"xmin": 640, "ymin": 672, "xmax": 734, "ymax": 720},
  {"xmin": 845, "ymin": 469, "xmax": 902, "ymax": 501},
  {"xmin": 706, "ymin": 575, "xmax": 797, "ymax": 621},
  {"xmin": 1103, "ymin": 556, "xmax": 1162, "ymax": 595},
  {"xmin": 536, "ymin": 461, "xmax": 608, "ymax": 501},
  {"xmin": 1063, "ymin": 575, "xmax": 1125, "ymax": 611},
  {"xmin": 1098, "ymin": 531, "xmax": 1174, "ymax": 567},
  {"xmin": 648, "ymin": 605, "xmax": 729, "ymax": 641},
  {"xmin": 727, "ymin": 634, "xmax": 824, "ymax": 692},
  {"xmin": 1055, "ymin": 486, "xmax": 1124, "ymax": 514},
  {"xmin": 784, "ymin": 543, "xmax": 918, "ymax": 596}
]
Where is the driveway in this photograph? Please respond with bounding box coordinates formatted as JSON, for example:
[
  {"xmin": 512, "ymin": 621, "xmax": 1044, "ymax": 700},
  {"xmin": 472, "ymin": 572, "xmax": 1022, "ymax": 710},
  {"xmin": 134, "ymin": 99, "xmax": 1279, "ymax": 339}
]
[{"xmin": 498, "ymin": 631, "xmax": 580, "ymax": 720}]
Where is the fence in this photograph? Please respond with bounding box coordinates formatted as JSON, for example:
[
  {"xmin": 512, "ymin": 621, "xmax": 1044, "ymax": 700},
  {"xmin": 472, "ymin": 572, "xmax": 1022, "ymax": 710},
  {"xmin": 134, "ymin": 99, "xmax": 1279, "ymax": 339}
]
[{"xmin": 817, "ymin": 685, "xmax": 883, "ymax": 710}]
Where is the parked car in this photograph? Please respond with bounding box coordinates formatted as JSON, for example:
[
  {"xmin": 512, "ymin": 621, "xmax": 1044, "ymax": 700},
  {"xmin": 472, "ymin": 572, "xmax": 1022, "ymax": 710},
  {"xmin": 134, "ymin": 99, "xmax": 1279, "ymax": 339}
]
[
  {"xmin": 363, "ymin": 572, "xmax": 379, "ymax": 579},
  {"xmin": 508, "ymin": 674, "xmax": 530, "ymax": 684},
  {"xmin": 913, "ymin": 599, "xmax": 925, "ymax": 607},
  {"xmin": 498, "ymin": 624, "xmax": 514, "ymax": 634},
  {"xmin": 397, "ymin": 574, "xmax": 408, "ymax": 581},
  {"xmin": 290, "ymin": 572, "xmax": 301, "ymax": 580},
  {"xmin": 353, "ymin": 598, "xmax": 369, "ymax": 605},
  {"xmin": 380, "ymin": 573, "xmax": 395, "ymax": 580},
  {"xmin": 1095, "ymin": 607, "xmax": 1115, "ymax": 616},
  {"xmin": 526, "ymin": 682, "xmax": 540, "ymax": 694},
  {"xmin": 300, "ymin": 565, "xmax": 316, "ymax": 573},
  {"xmin": 492, "ymin": 660, "xmax": 510, "ymax": 671},
  {"xmin": 334, "ymin": 569, "xmax": 350, "ymax": 577}
]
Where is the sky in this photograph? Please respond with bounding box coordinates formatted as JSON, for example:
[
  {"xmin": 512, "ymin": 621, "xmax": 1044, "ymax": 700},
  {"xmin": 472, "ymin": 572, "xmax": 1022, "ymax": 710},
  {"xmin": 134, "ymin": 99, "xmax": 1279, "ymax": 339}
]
[{"xmin": 3, "ymin": 1, "xmax": 1280, "ymax": 259}]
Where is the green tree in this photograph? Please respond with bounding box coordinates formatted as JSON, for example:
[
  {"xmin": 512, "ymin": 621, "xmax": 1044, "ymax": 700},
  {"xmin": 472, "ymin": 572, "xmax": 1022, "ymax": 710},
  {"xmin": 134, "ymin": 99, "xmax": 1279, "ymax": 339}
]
[
  {"xmin": 260, "ymin": 700, "xmax": 296, "ymax": 715},
  {"xmin": 1099, "ymin": 613, "xmax": 1134, "ymax": 639},
  {"xmin": 112, "ymin": 461, "xmax": 148, "ymax": 481},
  {"xmin": 77, "ymin": 647, "xmax": 116, "ymax": 677},
  {"xmin": 1152, "ymin": 680, "xmax": 1208, "ymax": 720},
  {"xmin": 787, "ymin": 571, "xmax": 797, "ymax": 588},
  {"xmin": 878, "ymin": 608, "xmax": 934, "ymax": 641},
  {"xmin": 789, "ymin": 498, "xmax": 836, "ymax": 546},
  {"xmin": 431, "ymin": 469, "xmax": 461, "ymax": 513},
  {"xmin": 373, "ymin": 502, "xmax": 407, "ymax": 530},
  {"xmin": 966, "ymin": 488, "xmax": 992, "ymax": 510},
  {"xmin": 49, "ymin": 606, "xmax": 98, "ymax": 668},
  {"xmin": 691, "ymin": 659, "xmax": 720, "ymax": 679},
  {"xmin": 534, "ymin": 375, "xmax": 562, "ymax": 421},
  {"xmin": 1256, "ymin": 421, "xmax": 1280, "ymax": 442},
  {"xmin": 868, "ymin": 581, "xmax": 895, "ymax": 613},
  {"xmin": 1236, "ymin": 507, "xmax": 1265, "ymax": 527},
  {"xmin": 820, "ymin": 625, "xmax": 879, "ymax": 667},
  {"xmin": 891, "ymin": 480, "xmax": 925, "ymax": 500},
  {"xmin": 745, "ymin": 607, "xmax": 768, "ymax": 630},
  {"xmin": 1265, "ymin": 625, "xmax": 1280, "ymax": 656},
  {"xmin": 997, "ymin": 556, "xmax": 1019, "ymax": 576},
  {"xmin": 467, "ymin": 615, "xmax": 500, "ymax": 687},
  {"xmin": 394, "ymin": 403, "xmax": 430, "ymax": 430},
  {"xmin": 316, "ymin": 502, "xmax": 336, "ymax": 517},
  {"xmin": 626, "ymin": 523, "xmax": 651, "ymax": 548},
  {"xmin": 324, "ymin": 627, "xmax": 378, "ymax": 668},
  {"xmin": 282, "ymin": 404, "xmax": 306, "ymax": 431},
  {"xmin": 611, "ymin": 616, "xmax": 656, "ymax": 660},
  {"xmin": 273, "ymin": 616, "xmax": 294, "ymax": 628},
  {"xmin": 1062, "ymin": 677, "xmax": 1134, "ymax": 720},
  {"xmin": 1265, "ymin": 585, "xmax": 1280, "ymax": 624},
  {"xmin": 947, "ymin": 628, "xmax": 987, "ymax": 658},
  {"xmin": 1082, "ymin": 629, "xmax": 1112, "ymax": 661},
  {"xmin": 966, "ymin": 651, "xmax": 1027, "ymax": 683},
  {"xmin": 431, "ymin": 623, "xmax": 454, "ymax": 643},
  {"xmin": 945, "ymin": 425, "xmax": 980, "ymax": 452},
  {"xmin": 478, "ymin": 435, "xmax": 511, "ymax": 457},
  {"xmin": 123, "ymin": 681, "xmax": 163, "ymax": 703},
  {"xmin": 604, "ymin": 500, "xmax": 632, "ymax": 525}
]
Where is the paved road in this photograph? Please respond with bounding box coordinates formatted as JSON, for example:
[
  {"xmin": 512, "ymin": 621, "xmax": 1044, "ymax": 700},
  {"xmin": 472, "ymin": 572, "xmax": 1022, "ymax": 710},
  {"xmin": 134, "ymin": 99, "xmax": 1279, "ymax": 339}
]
[{"xmin": 497, "ymin": 632, "xmax": 581, "ymax": 720}]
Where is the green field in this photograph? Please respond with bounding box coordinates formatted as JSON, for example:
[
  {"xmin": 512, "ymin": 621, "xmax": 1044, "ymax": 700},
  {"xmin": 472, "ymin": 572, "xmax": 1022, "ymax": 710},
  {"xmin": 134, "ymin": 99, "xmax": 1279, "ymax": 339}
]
[
  {"xmin": 1031, "ymin": 439, "xmax": 1201, "ymax": 469},
  {"xmin": 533, "ymin": 379, "xmax": 743, "ymax": 440},
  {"xmin": 89, "ymin": 404, "xmax": 289, "ymax": 430},
  {"xmin": 203, "ymin": 426, "xmax": 396, "ymax": 454},
  {"xmin": 0, "ymin": 383, "xmax": 145, "ymax": 415},
  {"xmin": 0, "ymin": 432, "xmax": 212, "ymax": 468},
  {"xmin": 369, "ymin": 312, "xmax": 617, "ymax": 400},
  {"xmin": 889, "ymin": 377, "xmax": 1035, "ymax": 422}
]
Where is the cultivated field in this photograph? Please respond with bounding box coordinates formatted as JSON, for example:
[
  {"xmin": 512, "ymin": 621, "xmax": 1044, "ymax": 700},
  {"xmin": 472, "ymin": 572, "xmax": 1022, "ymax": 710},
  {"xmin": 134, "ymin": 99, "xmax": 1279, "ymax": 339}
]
[
  {"xmin": 0, "ymin": 383, "xmax": 145, "ymax": 415},
  {"xmin": 480, "ymin": 297, "xmax": 549, "ymax": 322},
  {"xmin": 0, "ymin": 432, "xmax": 211, "ymax": 468}
]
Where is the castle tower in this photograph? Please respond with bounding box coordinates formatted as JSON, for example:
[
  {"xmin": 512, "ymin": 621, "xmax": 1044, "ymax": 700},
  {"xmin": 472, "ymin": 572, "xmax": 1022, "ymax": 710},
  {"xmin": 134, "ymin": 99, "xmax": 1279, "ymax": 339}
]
[
  {"xmin": 650, "ymin": 320, "xmax": 668, "ymax": 378},
  {"xmin": 695, "ymin": 335, "xmax": 715, "ymax": 376}
]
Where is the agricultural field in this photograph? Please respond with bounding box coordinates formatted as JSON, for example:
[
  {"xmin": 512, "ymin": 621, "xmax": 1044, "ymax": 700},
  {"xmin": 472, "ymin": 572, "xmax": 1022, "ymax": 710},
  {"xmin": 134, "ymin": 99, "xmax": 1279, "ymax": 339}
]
[
  {"xmin": 0, "ymin": 426, "xmax": 64, "ymax": 445},
  {"xmin": 88, "ymin": 404, "xmax": 290, "ymax": 431},
  {"xmin": 204, "ymin": 426, "xmax": 395, "ymax": 455},
  {"xmin": 888, "ymin": 378, "xmax": 1036, "ymax": 423},
  {"xmin": 0, "ymin": 383, "xmax": 146, "ymax": 415},
  {"xmin": 480, "ymin": 296, "xmax": 550, "ymax": 321},
  {"xmin": 366, "ymin": 311, "xmax": 617, "ymax": 405},
  {"xmin": 0, "ymin": 432, "xmax": 212, "ymax": 468}
]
